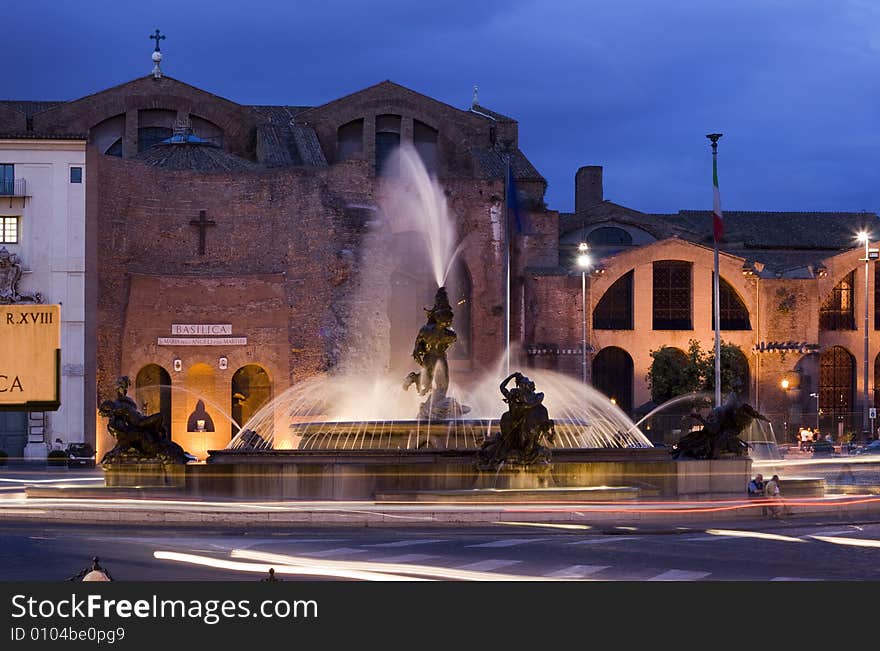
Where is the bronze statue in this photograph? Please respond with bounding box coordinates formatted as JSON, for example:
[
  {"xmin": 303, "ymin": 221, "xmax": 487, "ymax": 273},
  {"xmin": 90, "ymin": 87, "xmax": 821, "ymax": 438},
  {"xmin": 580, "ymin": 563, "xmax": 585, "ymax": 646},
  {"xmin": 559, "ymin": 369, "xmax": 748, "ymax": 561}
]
[
  {"xmin": 403, "ymin": 286, "xmax": 456, "ymax": 397},
  {"xmin": 403, "ymin": 286, "xmax": 470, "ymax": 420},
  {"xmin": 477, "ymin": 372, "xmax": 556, "ymax": 470},
  {"xmin": 670, "ymin": 391, "xmax": 768, "ymax": 460},
  {"xmin": 99, "ymin": 376, "xmax": 189, "ymax": 466}
]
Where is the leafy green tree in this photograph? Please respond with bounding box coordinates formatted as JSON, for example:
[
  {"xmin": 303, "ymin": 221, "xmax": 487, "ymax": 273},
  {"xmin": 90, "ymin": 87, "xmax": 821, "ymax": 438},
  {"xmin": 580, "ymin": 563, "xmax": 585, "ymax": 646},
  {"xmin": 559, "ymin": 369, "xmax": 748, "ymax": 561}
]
[{"xmin": 646, "ymin": 339, "xmax": 747, "ymax": 405}]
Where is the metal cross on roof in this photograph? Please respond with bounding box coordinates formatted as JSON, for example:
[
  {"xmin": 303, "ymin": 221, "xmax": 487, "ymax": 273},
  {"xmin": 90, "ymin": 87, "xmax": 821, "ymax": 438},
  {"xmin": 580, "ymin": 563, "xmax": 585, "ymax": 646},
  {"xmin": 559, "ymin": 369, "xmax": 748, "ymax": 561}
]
[{"xmin": 150, "ymin": 29, "xmax": 165, "ymax": 52}]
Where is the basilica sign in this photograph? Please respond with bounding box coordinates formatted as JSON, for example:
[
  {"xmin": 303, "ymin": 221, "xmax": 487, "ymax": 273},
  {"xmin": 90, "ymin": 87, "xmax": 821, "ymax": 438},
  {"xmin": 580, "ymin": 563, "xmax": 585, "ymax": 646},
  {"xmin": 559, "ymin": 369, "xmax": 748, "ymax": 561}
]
[
  {"xmin": 171, "ymin": 324, "xmax": 232, "ymax": 335},
  {"xmin": 0, "ymin": 304, "xmax": 61, "ymax": 410},
  {"xmin": 159, "ymin": 324, "xmax": 245, "ymax": 346}
]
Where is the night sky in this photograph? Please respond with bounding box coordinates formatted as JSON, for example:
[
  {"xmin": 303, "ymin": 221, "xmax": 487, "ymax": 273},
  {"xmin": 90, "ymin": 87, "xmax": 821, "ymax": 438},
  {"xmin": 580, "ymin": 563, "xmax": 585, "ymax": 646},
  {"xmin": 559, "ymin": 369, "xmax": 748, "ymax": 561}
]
[{"xmin": 5, "ymin": 0, "xmax": 878, "ymax": 215}]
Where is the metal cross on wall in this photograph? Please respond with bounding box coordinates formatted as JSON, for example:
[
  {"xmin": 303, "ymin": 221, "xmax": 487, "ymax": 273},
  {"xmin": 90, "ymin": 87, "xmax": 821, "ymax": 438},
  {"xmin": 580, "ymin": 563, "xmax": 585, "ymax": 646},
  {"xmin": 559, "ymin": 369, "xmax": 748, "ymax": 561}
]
[
  {"xmin": 150, "ymin": 29, "xmax": 165, "ymax": 52},
  {"xmin": 189, "ymin": 210, "xmax": 216, "ymax": 255}
]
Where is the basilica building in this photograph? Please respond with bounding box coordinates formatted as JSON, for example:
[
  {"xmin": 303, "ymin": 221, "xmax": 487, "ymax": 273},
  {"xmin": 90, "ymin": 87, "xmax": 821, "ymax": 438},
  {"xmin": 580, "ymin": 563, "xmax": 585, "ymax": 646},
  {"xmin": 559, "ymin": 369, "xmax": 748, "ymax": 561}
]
[{"xmin": 1, "ymin": 44, "xmax": 876, "ymax": 456}]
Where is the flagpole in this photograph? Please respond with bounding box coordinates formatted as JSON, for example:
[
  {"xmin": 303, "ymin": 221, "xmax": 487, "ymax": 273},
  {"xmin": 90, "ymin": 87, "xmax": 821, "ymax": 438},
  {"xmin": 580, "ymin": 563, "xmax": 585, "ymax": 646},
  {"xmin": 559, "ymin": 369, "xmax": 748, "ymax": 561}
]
[
  {"xmin": 504, "ymin": 156, "xmax": 511, "ymax": 376},
  {"xmin": 707, "ymin": 133, "xmax": 723, "ymax": 408}
]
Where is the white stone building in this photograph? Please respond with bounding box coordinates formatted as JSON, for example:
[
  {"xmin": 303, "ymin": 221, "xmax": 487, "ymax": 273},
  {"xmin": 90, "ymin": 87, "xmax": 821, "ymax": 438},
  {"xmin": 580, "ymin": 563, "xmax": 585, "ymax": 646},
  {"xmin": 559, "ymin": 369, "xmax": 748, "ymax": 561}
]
[{"xmin": 0, "ymin": 135, "xmax": 86, "ymax": 459}]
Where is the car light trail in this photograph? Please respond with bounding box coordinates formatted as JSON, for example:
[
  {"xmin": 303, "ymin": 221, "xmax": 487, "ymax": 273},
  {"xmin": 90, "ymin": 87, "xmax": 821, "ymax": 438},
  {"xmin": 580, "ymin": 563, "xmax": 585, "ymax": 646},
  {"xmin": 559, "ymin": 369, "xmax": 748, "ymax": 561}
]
[
  {"xmin": 808, "ymin": 535, "xmax": 880, "ymax": 548},
  {"xmin": 153, "ymin": 551, "xmax": 432, "ymax": 581},
  {"xmin": 231, "ymin": 549, "xmax": 567, "ymax": 581}
]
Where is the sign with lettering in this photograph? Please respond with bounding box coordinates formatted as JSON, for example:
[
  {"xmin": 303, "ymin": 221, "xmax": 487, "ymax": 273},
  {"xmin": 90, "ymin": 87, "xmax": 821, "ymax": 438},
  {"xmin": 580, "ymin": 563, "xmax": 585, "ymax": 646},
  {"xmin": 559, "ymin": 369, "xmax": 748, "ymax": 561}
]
[
  {"xmin": 0, "ymin": 305, "xmax": 61, "ymax": 410},
  {"xmin": 171, "ymin": 324, "xmax": 233, "ymax": 335},
  {"xmin": 158, "ymin": 337, "xmax": 247, "ymax": 346}
]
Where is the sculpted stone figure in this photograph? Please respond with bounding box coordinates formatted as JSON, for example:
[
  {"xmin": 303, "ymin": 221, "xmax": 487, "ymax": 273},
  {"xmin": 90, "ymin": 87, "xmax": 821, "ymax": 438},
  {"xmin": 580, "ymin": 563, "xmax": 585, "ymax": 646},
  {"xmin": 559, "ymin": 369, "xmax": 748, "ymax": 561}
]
[
  {"xmin": 99, "ymin": 376, "xmax": 188, "ymax": 466},
  {"xmin": 0, "ymin": 246, "xmax": 41, "ymax": 304},
  {"xmin": 403, "ymin": 286, "xmax": 470, "ymax": 421},
  {"xmin": 477, "ymin": 372, "xmax": 556, "ymax": 470},
  {"xmin": 670, "ymin": 391, "xmax": 768, "ymax": 460}
]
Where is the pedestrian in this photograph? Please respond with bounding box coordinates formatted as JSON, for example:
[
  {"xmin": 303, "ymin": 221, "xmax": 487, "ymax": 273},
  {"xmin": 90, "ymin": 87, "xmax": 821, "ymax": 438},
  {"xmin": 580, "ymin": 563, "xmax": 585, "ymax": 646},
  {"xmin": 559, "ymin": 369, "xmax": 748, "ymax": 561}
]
[
  {"xmin": 747, "ymin": 473, "xmax": 764, "ymax": 497},
  {"xmin": 800, "ymin": 427, "xmax": 812, "ymax": 452},
  {"xmin": 52, "ymin": 438, "xmax": 64, "ymax": 451},
  {"xmin": 764, "ymin": 474, "xmax": 782, "ymax": 519}
]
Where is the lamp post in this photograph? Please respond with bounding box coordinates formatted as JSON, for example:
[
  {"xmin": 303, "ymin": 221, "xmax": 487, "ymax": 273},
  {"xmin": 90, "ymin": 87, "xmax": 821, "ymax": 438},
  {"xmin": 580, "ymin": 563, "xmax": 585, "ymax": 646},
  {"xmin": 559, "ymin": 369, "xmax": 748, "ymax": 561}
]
[
  {"xmin": 780, "ymin": 378, "xmax": 790, "ymax": 443},
  {"xmin": 810, "ymin": 392, "xmax": 819, "ymax": 431},
  {"xmin": 856, "ymin": 232, "xmax": 878, "ymax": 435},
  {"xmin": 577, "ymin": 242, "xmax": 591, "ymax": 383}
]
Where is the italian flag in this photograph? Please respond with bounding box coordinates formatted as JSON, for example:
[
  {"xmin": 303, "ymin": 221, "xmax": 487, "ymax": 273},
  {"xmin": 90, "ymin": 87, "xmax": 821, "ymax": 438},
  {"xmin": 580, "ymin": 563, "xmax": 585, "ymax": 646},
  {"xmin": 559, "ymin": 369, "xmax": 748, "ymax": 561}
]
[{"xmin": 712, "ymin": 156, "xmax": 723, "ymax": 242}]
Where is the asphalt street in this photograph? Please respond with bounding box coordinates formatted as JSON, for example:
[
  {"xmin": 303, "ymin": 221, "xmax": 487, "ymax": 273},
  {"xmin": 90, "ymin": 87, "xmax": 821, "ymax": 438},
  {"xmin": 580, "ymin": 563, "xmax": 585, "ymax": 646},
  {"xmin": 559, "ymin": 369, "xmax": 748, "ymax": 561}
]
[{"xmin": 2, "ymin": 519, "xmax": 880, "ymax": 581}]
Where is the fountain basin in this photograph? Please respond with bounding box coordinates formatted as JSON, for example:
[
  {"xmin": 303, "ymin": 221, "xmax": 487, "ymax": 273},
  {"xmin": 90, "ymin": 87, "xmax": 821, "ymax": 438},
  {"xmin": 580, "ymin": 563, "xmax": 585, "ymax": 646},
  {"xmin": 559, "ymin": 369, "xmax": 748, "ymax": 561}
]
[{"xmin": 196, "ymin": 447, "xmax": 751, "ymax": 500}]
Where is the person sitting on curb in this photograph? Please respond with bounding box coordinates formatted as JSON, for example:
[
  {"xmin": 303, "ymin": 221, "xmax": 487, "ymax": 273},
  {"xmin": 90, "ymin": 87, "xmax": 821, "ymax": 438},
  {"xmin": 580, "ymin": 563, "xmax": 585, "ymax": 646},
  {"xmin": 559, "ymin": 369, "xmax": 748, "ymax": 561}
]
[{"xmin": 747, "ymin": 473, "xmax": 764, "ymax": 497}]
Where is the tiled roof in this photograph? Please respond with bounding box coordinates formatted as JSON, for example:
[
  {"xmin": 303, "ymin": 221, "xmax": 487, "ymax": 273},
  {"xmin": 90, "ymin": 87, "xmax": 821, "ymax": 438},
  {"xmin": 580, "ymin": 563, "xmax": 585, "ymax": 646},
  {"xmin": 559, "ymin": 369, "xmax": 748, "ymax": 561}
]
[
  {"xmin": 560, "ymin": 203, "xmax": 880, "ymax": 275},
  {"xmin": 134, "ymin": 142, "xmax": 259, "ymax": 172},
  {"xmin": 673, "ymin": 210, "xmax": 880, "ymax": 249},
  {"xmin": 471, "ymin": 147, "xmax": 545, "ymax": 183},
  {"xmin": 469, "ymin": 104, "xmax": 514, "ymax": 122},
  {"xmin": 249, "ymin": 105, "xmax": 326, "ymax": 168}
]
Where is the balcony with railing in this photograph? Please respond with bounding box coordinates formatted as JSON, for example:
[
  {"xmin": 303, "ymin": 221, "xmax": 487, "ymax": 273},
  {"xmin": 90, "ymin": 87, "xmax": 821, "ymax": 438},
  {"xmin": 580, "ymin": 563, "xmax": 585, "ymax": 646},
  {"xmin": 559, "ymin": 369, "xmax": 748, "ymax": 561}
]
[{"xmin": 0, "ymin": 178, "xmax": 28, "ymax": 196}]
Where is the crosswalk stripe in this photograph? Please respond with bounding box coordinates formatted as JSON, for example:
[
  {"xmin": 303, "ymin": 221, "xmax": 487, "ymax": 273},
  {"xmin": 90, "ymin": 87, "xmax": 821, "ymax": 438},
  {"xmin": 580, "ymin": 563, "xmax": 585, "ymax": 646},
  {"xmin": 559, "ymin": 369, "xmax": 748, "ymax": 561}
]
[
  {"xmin": 372, "ymin": 553, "xmax": 438, "ymax": 564},
  {"xmin": 467, "ymin": 538, "xmax": 552, "ymax": 548},
  {"xmin": 364, "ymin": 539, "xmax": 448, "ymax": 548},
  {"xmin": 456, "ymin": 559, "xmax": 522, "ymax": 571},
  {"xmin": 301, "ymin": 547, "xmax": 369, "ymax": 557},
  {"xmin": 647, "ymin": 569, "xmax": 711, "ymax": 581},
  {"xmin": 544, "ymin": 565, "xmax": 609, "ymax": 578},
  {"xmin": 566, "ymin": 536, "xmax": 637, "ymax": 545}
]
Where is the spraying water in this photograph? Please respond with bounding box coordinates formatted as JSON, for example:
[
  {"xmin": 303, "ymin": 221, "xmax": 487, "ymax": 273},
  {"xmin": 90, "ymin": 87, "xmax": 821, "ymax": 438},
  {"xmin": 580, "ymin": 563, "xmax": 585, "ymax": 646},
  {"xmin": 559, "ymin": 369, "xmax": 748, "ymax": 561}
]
[{"xmin": 227, "ymin": 143, "xmax": 653, "ymax": 451}]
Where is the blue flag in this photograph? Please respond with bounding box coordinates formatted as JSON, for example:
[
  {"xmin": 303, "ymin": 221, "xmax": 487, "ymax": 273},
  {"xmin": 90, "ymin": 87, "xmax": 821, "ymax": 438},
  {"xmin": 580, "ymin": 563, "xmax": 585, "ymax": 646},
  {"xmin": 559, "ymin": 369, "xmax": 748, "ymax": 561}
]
[{"xmin": 506, "ymin": 162, "xmax": 534, "ymax": 235}]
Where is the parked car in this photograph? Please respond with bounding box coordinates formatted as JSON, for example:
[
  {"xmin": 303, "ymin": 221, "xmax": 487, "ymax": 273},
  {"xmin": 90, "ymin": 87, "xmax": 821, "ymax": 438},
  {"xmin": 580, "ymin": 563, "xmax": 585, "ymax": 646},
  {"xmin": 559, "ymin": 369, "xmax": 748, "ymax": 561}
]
[
  {"xmin": 66, "ymin": 442, "xmax": 96, "ymax": 468},
  {"xmin": 851, "ymin": 440, "xmax": 880, "ymax": 456},
  {"xmin": 184, "ymin": 451, "xmax": 199, "ymax": 463}
]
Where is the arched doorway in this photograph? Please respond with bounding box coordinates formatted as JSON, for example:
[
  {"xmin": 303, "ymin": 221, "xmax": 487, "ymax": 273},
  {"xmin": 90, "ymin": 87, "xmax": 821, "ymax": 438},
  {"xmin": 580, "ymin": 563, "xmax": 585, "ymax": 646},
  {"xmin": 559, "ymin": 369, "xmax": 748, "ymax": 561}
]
[
  {"xmin": 819, "ymin": 346, "xmax": 854, "ymax": 433},
  {"xmin": 592, "ymin": 346, "xmax": 634, "ymax": 414},
  {"xmin": 231, "ymin": 365, "xmax": 272, "ymax": 437},
  {"xmin": 135, "ymin": 364, "xmax": 172, "ymax": 436}
]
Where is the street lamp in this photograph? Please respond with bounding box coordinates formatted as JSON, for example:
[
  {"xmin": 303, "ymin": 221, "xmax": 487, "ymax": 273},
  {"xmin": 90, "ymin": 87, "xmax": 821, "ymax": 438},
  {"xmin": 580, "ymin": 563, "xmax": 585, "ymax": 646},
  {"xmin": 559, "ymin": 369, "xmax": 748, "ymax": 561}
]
[
  {"xmin": 809, "ymin": 392, "xmax": 820, "ymax": 431},
  {"xmin": 577, "ymin": 242, "xmax": 591, "ymax": 383},
  {"xmin": 780, "ymin": 378, "xmax": 790, "ymax": 442},
  {"xmin": 856, "ymin": 232, "xmax": 878, "ymax": 435}
]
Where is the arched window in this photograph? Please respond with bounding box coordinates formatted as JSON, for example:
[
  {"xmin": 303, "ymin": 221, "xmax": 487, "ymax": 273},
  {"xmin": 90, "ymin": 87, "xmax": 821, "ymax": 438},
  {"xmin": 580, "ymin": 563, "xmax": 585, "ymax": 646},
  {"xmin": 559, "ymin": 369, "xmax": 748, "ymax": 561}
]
[
  {"xmin": 190, "ymin": 115, "xmax": 224, "ymax": 148},
  {"xmin": 337, "ymin": 119, "xmax": 364, "ymax": 162},
  {"xmin": 375, "ymin": 114, "xmax": 401, "ymax": 175},
  {"xmin": 712, "ymin": 275, "xmax": 751, "ymax": 330},
  {"xmin": 587, "ymin": 227, "xmax": 632, "ymax": 247},
  {"xmin": 413, "ymin": 120, "xmax": 439, "ymax": 176},
  {"xmin": 653, "ymin": 260, "xmax": 692, "ymax": 330},
  {"xmin": 137, "ymin": 109, "xmax": 176, "ymax": 153},
  {"xmin": 91, "ymin": 114, "xmax": 125, "ymax": 157},
  {"xmin": 592, "ymin": 346, "xmax": 634, "ymax": 414},
  {"xmin": 593, "ymin": 270, "xmax": 633, "ymax": 330},
  {"xmin": 819, "ymin": 346, "xmax": 854, "ymax": 426},
  {"xmin": 820, "ymin": 270, "xmax": 855, "ymax": 330},
  {"xmin": 231, "ymin": 365, "xmax": 272, "ymax": 437},
  {"xmin": 135, "ymin": 364, "xmax": 172, "ymax": 437}
]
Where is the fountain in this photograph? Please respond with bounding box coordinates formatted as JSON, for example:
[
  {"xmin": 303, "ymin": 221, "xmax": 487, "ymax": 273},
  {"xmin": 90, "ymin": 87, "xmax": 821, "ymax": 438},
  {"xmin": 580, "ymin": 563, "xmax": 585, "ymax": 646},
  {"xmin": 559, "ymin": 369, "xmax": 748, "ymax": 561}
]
[{"xmin": 102, "ymin": 143, "xmax": 755, "ymax": 500}]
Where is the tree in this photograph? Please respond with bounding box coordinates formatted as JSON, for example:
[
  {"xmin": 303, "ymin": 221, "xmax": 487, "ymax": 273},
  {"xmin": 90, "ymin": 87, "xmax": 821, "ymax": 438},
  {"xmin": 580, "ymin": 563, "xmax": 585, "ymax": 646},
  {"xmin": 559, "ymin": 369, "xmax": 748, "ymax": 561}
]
[{"xmin": 646, "ymin": 339, "xmax": 748, "ymax": 405}]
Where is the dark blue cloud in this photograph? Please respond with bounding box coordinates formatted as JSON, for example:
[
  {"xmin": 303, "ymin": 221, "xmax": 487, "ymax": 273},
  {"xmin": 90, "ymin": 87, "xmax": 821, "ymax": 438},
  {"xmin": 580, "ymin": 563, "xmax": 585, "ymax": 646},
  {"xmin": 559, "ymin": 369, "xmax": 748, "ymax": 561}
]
[{"xmin": 4, "ymin": 0, "xmax": 878, "ymax": 214}]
